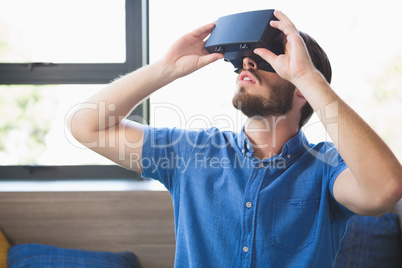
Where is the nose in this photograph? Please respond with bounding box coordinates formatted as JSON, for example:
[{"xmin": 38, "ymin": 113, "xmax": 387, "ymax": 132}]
[{"xmin": 243, "ymin": 57, "xmax": 258, "ymax": 70}]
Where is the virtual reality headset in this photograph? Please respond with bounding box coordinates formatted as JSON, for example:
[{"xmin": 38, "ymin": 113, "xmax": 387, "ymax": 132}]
[{"xmin": 205, "ymin": 9, "xmax": 284, "ymax": 73}]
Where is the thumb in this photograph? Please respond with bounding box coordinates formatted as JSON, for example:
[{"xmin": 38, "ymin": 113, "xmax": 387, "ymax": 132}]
[
  {"xmin": 254, "ymin": 48, "xmax": 277, "ymax": 66},
  {"xmin": 198, "ymin": 53, "xmax": 224, "ymax": 67}
]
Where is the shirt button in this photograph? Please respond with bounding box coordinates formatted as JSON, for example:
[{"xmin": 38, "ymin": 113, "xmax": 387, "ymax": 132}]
[
  {"xmin": 246, "ymin": 143, "xmax": 250, "ymax": 150},
  {"xmin": 243, "ymin": 246, "xmax": 249, "ymax": 253},
  {"xmin": 246, "ymin": 202, "xmax": 252, "ymax": 208},
  {"xmin": 258, "ymin": 162, "xmax": 264, "ymax": 168}
]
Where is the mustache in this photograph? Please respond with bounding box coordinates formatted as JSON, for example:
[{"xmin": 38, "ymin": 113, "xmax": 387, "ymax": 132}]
[{"xmin": 237, "ymin": 68, "xmax": 262, "ymax": 85}]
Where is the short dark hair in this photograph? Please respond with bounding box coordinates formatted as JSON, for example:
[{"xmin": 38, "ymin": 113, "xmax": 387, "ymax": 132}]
[{"xmin": 298, "ymin": 31, "xmax": 332, "ymax": 129}]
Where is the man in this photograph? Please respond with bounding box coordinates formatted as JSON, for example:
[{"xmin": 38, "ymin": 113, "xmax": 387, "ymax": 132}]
[{"xmin": 67, "ymin": 10, "xmax": 402, "ymax": 267}]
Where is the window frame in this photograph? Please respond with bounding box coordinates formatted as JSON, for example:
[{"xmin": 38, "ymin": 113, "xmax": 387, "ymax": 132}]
[{"xmin": 0, "ymin": 0, "xmax": 149, "ymax": 181}]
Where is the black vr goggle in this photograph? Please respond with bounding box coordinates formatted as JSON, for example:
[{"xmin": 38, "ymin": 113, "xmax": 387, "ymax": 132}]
[{"xmin": 205, "ymin": 9, "xmax": 284, "ymax": 73}]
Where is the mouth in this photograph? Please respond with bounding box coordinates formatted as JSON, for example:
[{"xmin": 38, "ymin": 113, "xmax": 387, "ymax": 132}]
[{"xmin": 237, "ymin": 71, "xmax": 257, "ymax": 85}]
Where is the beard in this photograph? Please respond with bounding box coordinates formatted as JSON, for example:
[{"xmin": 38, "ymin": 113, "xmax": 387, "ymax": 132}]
[{"xmin": 232, "ymin": 70, "xmax": 296, "ymax": 118}]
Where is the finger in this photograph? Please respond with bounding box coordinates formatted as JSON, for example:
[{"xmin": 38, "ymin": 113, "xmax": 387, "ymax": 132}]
[
  {"xmin": 274, "ymin": 10, "xmax": 296, "ymax": 29},
  {"xmin": 192, "ymin": 22, "xmax": 216, "ymax": 39},
  {"xmin": 270, "ymin": 20, "xmax": 298, "ymax": 37}
]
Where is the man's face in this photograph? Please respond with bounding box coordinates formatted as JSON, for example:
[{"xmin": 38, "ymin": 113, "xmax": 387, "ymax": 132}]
[{"xmin": 232, "ymin": 58, "xmax": 296, "ymax": 118}]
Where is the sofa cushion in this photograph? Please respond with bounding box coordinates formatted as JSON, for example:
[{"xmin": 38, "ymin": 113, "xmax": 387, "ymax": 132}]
[
  {"xmin": 7, "ymin": 243, "xmax": 141, "ymax": 268},
  {"xmin": 334, "ymin": 213, "xmax": 401, "ymax": 268}
]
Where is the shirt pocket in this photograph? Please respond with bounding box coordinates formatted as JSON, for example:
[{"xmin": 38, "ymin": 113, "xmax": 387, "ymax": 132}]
[{"xmin": 271, "ymin": 196, "xmax": 320, "ymax": 252}]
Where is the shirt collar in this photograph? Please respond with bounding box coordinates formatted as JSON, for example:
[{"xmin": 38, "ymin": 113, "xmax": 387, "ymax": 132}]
[
  {"xmin": 237, "ymin": 126, "xmax": 311, "ymax": 160},
  {"xmin": 280, "ymin": 130, "xmax": 311, "ymax": 158}
]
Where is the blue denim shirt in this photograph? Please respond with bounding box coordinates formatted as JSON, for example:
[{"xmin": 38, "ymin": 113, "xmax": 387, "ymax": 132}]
[{"xmin": 141, "ymin": 127, "xmax": 354, "ymax": 268}]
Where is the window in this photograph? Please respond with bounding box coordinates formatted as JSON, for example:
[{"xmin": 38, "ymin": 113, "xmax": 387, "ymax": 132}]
[
  {"xmin": 149, "ymin": 0, "xmax": 402, "ymax": 162},
  {"xmin": 0, "ymin": 0, "xmax": 148, "ymax": 180}
]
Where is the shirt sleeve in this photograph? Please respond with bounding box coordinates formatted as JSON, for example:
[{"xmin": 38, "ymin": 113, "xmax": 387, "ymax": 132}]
[{"xmin": 140, "ymin": 126, "xmax": 214, "ymax": 191}]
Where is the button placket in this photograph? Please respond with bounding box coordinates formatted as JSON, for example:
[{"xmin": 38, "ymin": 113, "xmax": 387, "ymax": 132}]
[{"xmin": 240, "ymin": 158, "xmax": 266, "ymax": 264}]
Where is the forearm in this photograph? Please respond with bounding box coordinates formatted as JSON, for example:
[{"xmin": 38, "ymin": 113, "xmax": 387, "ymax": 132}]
[
  {"xmin": 67, "ymin": 21, "xmax": 222, "ymax": 138},
  {"xmin": 298, "ymin": 72, "xmax": 402, "ymax": 205},
  {"xmin": 67, "ymin": 60, "xmax": 175, "ymax": 138}
]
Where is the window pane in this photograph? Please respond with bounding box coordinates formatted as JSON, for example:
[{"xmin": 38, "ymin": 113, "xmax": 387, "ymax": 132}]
[
  {"xmin": 0, "ymin": 0, "xmax": 125, "ymax": 63},
  {"xmin": 0, "ymin": 85, "xmax": 115, "ymax": 165}
]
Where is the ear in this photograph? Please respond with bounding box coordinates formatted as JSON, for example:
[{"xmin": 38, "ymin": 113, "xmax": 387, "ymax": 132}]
[
  {"xmin": 295, "ymin": 89, "xmax": 305, "ymax": 99},
  {"xmin": 294, "ymin": 89, "xmax": 307, "ymax": 111}
]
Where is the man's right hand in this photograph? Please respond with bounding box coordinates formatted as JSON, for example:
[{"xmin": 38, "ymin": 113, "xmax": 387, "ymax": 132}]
[{"xmin": 161, "ymin": 22, "xmax": 224, "ymax": 80}]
